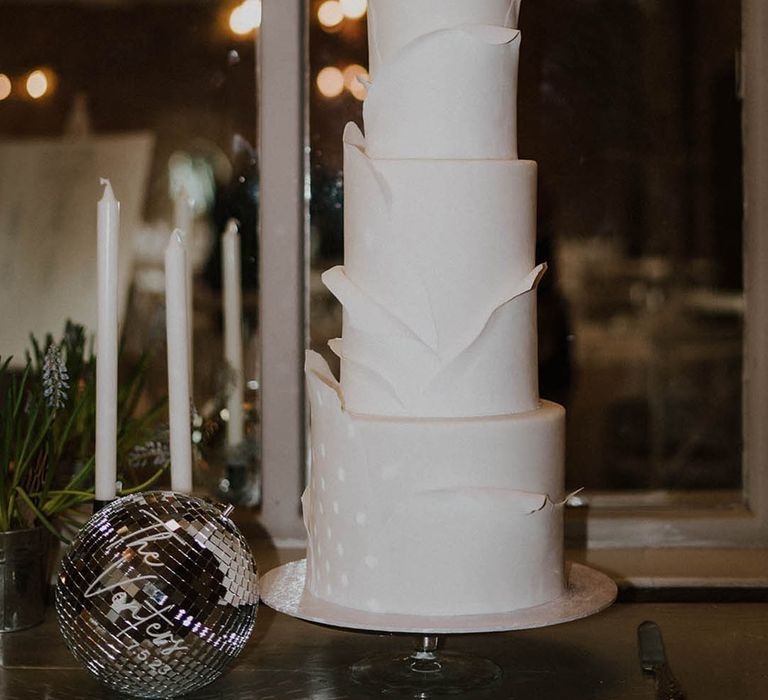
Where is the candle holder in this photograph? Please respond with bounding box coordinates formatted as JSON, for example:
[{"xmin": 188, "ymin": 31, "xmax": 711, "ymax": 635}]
[{"xmin": 218, "ymin": 432, "xmax": 261, "ymax": 507}]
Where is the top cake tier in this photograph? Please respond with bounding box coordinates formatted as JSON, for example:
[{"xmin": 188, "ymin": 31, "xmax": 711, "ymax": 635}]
[
  {"xmin": 367, "ymin": 0, "xmax": 521, "ymax": 78},
  {"xmin": 364, "ymin": 0, "xmax": 522, "ymax": 160}
]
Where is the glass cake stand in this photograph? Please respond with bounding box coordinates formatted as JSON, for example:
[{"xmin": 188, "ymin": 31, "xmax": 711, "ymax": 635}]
[{"xmin": 260, "ymin": 559, "xmax": 617, "ymax": 697}]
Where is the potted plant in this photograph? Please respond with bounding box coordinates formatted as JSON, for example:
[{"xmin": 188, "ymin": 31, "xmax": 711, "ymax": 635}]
[{"xmin": 0, "ymin": 322, "xmax": 169, "ymax": 632}]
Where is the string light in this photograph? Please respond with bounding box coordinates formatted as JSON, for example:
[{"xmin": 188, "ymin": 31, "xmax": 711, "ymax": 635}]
[
  {"xmin": 316, "ymin": 66, "xmax": 344, "ymax": 98},
  {"xmin": 26, "ymin": 70, "xmax": 48, "ymax": 99},
  {"xmin": 343, "ymin": 64, "xmax": 369, "ymax": 101},
  {"xmin": 340, "ymin": 0, "xmax": 367, "ymax": 19},
  {"xmin": 318, "ymin": 0, "xmax": 344, "ymax": 28},
  {"xmin": 0, "ymin": 74, "xmax": 11, "ymax": 101},
  {"xmin": 229, "ymin": 0, "xmax": 262, "ymax": 35}
]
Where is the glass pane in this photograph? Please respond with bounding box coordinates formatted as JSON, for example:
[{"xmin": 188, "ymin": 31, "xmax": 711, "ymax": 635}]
[
  {"xmin": 308, "ymin": 1, "xmax": 742, "ymax": 500},
  {"xmin": 309, "ymin": 1, "xmax": 367, "ymax": 377},
  {"xmin": 0, "ymin": 1, "xmax": 261, "ymax": 504},
  {"xmin": 519, "ymin": 1, "xmax": 743, "ymax": 494}
]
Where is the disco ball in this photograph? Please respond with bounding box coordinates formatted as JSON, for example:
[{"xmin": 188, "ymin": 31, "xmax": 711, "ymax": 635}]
[{"xmin": 55, "ymin": 491, "xmax": 260, "ymax": 698}]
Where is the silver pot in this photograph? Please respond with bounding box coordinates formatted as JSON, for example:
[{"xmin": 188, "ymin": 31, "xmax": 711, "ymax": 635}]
[{"xmin": 0, "ymin": 527, "xmax": 48, "ymax": 632}]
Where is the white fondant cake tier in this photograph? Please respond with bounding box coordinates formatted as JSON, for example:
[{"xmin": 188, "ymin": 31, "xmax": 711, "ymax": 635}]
[
  {"xmin": 329, "ymin": 272, "xmax": 541, "ymax": 417},
  {"xmin": 330, "ymin": 123, "xmax": 541, "ymax": 417},
  {"xmin": 364, "ymin": 24, "xmax": 520, "ymax": 159},
  {"xmin": 368, "ymin": 0, "xmax": 520, "ymax": 79},
  {"xmin": 303, "ymin": 352, "xmax": 566, "ymax": 616},
  {"xmin": 342, "ymin": 124, "xmax": 537, "ymax": 351}
]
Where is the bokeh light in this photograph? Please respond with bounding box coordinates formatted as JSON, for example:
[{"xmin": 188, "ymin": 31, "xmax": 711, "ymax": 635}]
[
  {"xmin": 343, "ymin": 64, "xmax": 369, "ymax": 101},
  {"xmin": 229, "ymin": 0, "xmax": 262, "ymax": 35},
  {"xmin": 0, "ymin": 74, "xmax": 11, "ymax": 101},
  {"xmin": 316, "ymin": 66, "xmax": 344, "ymax": 98},
  {"xmin": 26, "ymin": 70, "xmax": 48, "ymax": 99},
  {"xmin": 318, "ymin": 0, "xmax": 344, "ymax": 29},
  {"xmin": 340, "ymin": 0, "xmax": 367, "ymax": 19}
]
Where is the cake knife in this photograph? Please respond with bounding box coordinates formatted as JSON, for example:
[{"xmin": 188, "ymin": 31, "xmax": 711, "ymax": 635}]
[{"xmin": 637, "ymin": 620, "xmax": 686, "ymax": 700}]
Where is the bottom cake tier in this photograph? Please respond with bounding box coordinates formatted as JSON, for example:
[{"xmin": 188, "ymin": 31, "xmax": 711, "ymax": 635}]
[{"xmin": 303, "ymin": 351, "xmax": 566, "ymax": 617}]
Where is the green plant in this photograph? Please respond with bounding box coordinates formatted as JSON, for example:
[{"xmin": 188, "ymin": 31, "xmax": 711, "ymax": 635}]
[{"xmin": 0, "ymin": 322, "xmax": 169, "ymax": 540}]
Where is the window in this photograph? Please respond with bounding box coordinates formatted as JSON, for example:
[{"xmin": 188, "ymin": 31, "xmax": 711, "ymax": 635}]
[
  {"xmin": 258, "ymin": 0, "xmax": 768, "ymax": 555},
  {"xmin": 0, "ymin": 1, "xmax": 262, "ymax": 508}
]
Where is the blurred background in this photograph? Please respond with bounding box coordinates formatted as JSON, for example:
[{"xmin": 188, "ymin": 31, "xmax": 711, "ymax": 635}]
[{"xmin": 0, "ymin": 0, "xmax": 744, "ymax": 505}]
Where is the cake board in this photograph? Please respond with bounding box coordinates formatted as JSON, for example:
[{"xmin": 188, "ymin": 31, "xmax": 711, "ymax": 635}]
[
  {"xmin": 261, "ymin": 559, "xmax": 616, "ymax": 634},
  {"xmin": 261, "ymin": 559, "xmax": 617, "ymax": 696}
]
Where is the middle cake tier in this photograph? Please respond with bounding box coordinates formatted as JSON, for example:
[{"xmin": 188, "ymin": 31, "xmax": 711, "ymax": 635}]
[{"xmin": 326, "ymin": 124, "xmax": 542, "ymax": 418}]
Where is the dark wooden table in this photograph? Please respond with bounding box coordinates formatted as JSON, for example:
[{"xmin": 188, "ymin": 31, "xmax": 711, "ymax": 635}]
[{"xmin": 2, "ymin": 565, "xmax": 768, "ymax": 699}]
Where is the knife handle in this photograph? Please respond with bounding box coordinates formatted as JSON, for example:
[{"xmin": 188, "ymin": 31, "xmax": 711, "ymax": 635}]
[{"xmin": 655, "ymin": 664, "xmax": 685, "ymax": 700}]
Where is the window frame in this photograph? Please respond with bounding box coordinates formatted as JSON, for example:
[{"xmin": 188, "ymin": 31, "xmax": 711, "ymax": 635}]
[{"xmin": 257, "ymin": 0, "xmax": 308, "ymax": 543}]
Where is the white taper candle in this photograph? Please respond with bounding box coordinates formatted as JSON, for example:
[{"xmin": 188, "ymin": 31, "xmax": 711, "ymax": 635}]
[
  {"xmin": 95, "ymin": 178, "xmax": 120, "ymax": 502},
  {"xmin": 173, "ymin": 187, "xmax": 195, "ymax": 389},
  {"xmin": 165, "ymin": 229, "xmax": 193, "ymax": 493},
  {"xmin": 222, "ymin": 220, "xmax": 245, "ymax": 447}
]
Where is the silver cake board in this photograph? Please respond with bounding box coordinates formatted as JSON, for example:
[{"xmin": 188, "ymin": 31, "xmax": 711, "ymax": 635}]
[{"xmin": 260, "ymin": 559, "xmax": 617, "ymax": 635}]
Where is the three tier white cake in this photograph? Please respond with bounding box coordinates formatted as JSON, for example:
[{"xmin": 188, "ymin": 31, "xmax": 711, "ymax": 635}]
[{"xmin": 303, "ymin": 0, "xmax": 566, "ymax": 617}]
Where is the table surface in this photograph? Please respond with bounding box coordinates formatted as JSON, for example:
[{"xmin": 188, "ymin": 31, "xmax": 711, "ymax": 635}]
[{"xmin": 2, "ymin": 556, "xmax": 768, "ymax": 700}]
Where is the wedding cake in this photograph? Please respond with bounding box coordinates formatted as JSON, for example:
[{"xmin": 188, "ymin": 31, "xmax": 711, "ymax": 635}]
[{"xmin": 303, "ymin": 0, "xmax": 566, "ymax": 616}]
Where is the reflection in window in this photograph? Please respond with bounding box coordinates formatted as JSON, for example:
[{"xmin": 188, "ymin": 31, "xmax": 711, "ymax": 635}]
[
  {"xmin": 0, "ymin": 1, "xmax": 261, "ymax": 503},
  {"xmin": 308, "ymin": 0, "xmax": 743, "ymax": 496}
]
